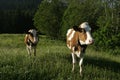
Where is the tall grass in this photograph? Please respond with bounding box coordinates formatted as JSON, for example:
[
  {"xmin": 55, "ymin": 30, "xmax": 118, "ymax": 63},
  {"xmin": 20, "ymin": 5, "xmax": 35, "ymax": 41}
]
[{"xmin": 0, "ymin": 34, "xmax": 120, "ymax": 80}]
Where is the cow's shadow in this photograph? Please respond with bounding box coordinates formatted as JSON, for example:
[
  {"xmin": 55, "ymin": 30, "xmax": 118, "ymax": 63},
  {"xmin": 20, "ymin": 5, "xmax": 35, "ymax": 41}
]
[
  {"xmin": 56, "ymin": 52, "xmax": 120, "ymax": 73},
  {"xmin": 84, "ymin": 56, "xmax": 120, "ymax": 73}
]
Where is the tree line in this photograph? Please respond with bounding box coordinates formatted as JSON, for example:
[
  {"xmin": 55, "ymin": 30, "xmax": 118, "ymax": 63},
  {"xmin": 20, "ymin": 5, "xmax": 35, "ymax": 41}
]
[
  {"xmin": 0, "ymin": 0, "xmax": 120, "ymax": 51},
  {"xmin": 34, "ymin": 0, "xmax": 120, "ymax": 51}
]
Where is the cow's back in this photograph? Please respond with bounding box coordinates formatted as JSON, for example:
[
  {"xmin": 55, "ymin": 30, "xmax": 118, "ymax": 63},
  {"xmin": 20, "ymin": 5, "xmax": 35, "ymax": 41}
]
[{"xmin": 66, "ymin": 29, "xmax": 79, "ymax": 50}]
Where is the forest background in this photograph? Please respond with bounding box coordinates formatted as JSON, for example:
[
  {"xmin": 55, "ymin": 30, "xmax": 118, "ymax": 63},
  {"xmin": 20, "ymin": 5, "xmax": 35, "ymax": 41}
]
[{"xmin": 0, "ymin": 0, "xmax": 120, "ymax": 53}]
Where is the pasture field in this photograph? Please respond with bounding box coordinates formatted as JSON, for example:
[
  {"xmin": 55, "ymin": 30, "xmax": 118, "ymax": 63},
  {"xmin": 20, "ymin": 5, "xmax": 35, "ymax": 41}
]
[{"xmin": 0, "ymin": 34, "xmax": 120, "ymax": 80}]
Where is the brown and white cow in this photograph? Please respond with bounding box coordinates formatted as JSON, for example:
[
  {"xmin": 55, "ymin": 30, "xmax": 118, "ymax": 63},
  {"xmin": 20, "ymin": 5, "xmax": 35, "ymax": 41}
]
[
  {"xmin": 66, "ymin": 22, "xmax": 94, "ymax": 76},
  {"xmin": 24, "ymin": 29, "xmax": 39, "ymax": 56}
]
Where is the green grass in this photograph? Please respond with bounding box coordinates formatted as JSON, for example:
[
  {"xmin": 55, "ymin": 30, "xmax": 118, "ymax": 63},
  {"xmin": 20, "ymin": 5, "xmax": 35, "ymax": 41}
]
[{"xmin": 0, "ymin": 34, "xmax": 120, "ymax": 80}]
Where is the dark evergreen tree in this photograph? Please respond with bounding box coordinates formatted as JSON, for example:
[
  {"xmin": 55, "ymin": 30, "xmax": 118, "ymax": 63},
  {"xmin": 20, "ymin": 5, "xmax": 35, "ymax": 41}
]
[{"xmin": 0, "ymin": 0, "xmax": 41, "ymax": 33}]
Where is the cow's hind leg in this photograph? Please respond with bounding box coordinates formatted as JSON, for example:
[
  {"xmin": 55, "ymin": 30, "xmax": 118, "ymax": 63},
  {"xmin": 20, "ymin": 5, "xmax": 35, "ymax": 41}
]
[{"xmin": 26, "ymin": 46, "xmax": 31, "ymax": 56}]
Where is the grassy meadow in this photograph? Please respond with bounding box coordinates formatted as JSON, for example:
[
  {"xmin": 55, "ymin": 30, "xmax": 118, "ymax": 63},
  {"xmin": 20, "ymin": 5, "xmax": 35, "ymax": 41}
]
[{"xmin": 0, "ymin": 34, "xmax": 120, "ymax": 80}]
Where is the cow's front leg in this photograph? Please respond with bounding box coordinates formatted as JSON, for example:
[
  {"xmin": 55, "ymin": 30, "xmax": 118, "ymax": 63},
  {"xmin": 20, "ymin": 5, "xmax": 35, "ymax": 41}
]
[
  {"xmin": 33, "ymin": 47, "xmax": 36, "ymax": 56},
  {"xmin": 79, "ymin": 57, "xmax": 83, "ymax": 76},
  {"xmin": 71, "ymin": 53, "xmax": 76, "ymax": 72}
]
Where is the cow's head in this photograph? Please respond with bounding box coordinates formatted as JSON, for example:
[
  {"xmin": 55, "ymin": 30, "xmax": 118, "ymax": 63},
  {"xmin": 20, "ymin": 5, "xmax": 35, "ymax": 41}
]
[
  {"xmin": 73, "ymin": 22, "xmax": 94, "ymax": 45},
  {"xmin": 27, "ymin": 29, "xmax": 38, "ymax": 44}
]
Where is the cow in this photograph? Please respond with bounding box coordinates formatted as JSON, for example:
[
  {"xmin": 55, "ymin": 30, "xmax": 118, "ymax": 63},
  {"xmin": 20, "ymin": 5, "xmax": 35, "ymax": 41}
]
[
  {"xmin": 24, "ymin": 29, "xmax": 39, "ymax": 56},
  {"xmin": 66, "ymin": 22, "xmax": 94, "ymax": 76}
]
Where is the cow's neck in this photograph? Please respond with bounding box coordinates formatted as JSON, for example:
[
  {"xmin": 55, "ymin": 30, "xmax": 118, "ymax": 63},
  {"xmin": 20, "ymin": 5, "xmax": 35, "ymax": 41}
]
[
  {"xmin": 78, "ymin": 40, "xmax": 87, "ymax": 53},
  {"xmin": 28, "ymin": 39, "xmax": 37, "ymax": 46},
  {"xmin": 81, "ymin": 45, "xmax": 87, "ymax": 53}
]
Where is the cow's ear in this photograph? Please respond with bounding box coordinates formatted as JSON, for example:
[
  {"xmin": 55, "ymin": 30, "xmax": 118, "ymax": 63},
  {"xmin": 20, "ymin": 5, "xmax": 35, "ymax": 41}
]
[
  {"xmin": 76, "ymin": 27, "xmax": 84, "ymax": 32},
  {"xmin": 79, "ymin": 28, "xmax": 86, "ymax": 33},
  {"xmin": 73, "ymin": 25, "xmax": 79, "ymax": 31},
  {"xmin": 26, "ymin": 32, "xmax": 31, "ymax": 34}
]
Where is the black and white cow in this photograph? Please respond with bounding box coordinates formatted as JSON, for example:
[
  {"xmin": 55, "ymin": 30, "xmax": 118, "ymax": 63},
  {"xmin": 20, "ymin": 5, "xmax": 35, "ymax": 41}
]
[{"xmin": 24, "ymin": 29, "xmax": 39, "ymax": 56}]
